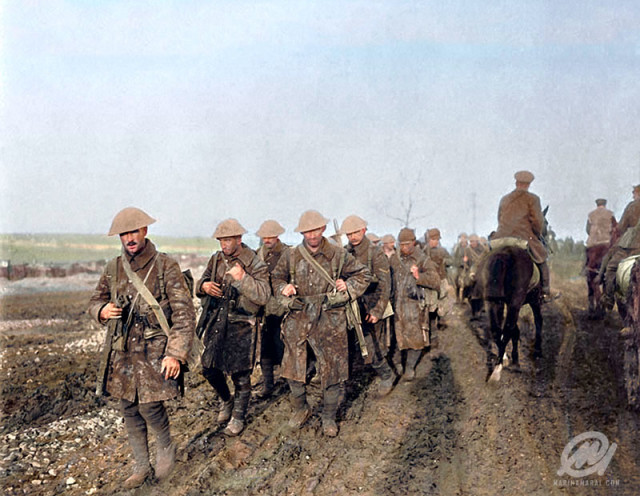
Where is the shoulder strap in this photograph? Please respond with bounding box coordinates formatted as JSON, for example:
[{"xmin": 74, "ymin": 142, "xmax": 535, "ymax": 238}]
[
  {"xmin": 122, "ymin": 255, "xmax": 171, "ymax": 337},
  {"xmin": 106, "ymin": 257, "xmax": 119, "ymax": 302},
  {"xmin": 288, "ymin": 247, "xmax": 296, "ymax": 286},
  {"xmin": 297, "ymin": 244, "xmax": 336, "ymax": 289}
]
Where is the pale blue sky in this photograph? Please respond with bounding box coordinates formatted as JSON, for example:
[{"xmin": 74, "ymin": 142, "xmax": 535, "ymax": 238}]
[{"xmin": 2, "ymin": 1, "xmax": 639, "ymax": 246}]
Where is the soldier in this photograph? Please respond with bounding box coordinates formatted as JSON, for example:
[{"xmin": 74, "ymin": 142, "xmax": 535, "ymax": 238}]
[
  {"xmin": 615, "ymin": 185, "xmax": 640, "ymax": 240},
  {"xmin": 493, "ymin": 170, "xmax": 554, "ymax": 302},
  {"xmin": 389, "ymin": 228, "xmax": 440, "ymax": 381},
  {"xmin": 88, "ymin": 207, "xmax": 195, "ymax": 489},
  {"xmin": 585, "ymin": 199, "xmax": 616, "ymax": 314},
  {"xmin": 366, "ymin": 232, "xmax": 381, "ymax": 246},
  {"xmin": 381, "ymin": 234, "xmax": 396, "ymax": 258},
  {"xmin": 271, "ymin": 210, "xmax": 370, "ymax": 437},
  {"xmin": 195, "ymin": 219, "xmax": 270, "ymax": 436},
  {"xmin": 464, "ymin": 234, "xmax": 489, "ymax": 318},
  {"xmin": 255, "ymin": 220, "xmax": 289, "ymax": 398},
  {"xmin": 452, "ymin": 233, "xmax": 469, "ymax": 302},
  {"xmin": 424, "ymin": 228, "xmax": 453, "ymax": 328},
  {"xmin": 601, "ymin": 220, "xmax": 640, "ymax": 312},
  {"xmin": 341, "ymin": 215, "xmax": 396, "ymax": 396}
]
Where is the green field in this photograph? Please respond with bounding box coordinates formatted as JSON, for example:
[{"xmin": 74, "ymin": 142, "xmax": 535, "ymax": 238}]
[{"xmin": 0, "ymin": 234, "xmax": 220, "ymax": 264}]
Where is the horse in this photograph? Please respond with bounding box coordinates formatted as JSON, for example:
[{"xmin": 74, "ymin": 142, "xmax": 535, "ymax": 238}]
[{"xmin": 476, "ymin": 240, "xmax": 543, "ymax": 382}]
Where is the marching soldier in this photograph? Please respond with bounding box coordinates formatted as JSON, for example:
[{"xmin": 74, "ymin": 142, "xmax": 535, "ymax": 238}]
[
  {"xmin": 452, "ymin": 232, "xmax": 469, "ymax": 302},
  {"xmin": 255, "ymin": 220, "xmax": 289, "ymax": 398},
  {"xmin": 341, "ymin": 215, "xmax": 396, "ymax": 396},
  {"xmin": 88, "ymin": 207, "xmax": 195, "ymax": 489},
  {"xmin": 271, "ymin": 210, "xmax": 370, "ymax": 437},
  {"xmin": 381, "ymin": 234, "xmax": 396, "ymax": 258},
  {"xmin": 389, "ymin": 228, "xmax": 440, "ymax": 381},
  {"xmin": 424, "ymin": 228, "xmax": 453, "ymax": 328},
  {"xmin": 196, "ymin": 219, "xmax": 270, "ymax": 436}
]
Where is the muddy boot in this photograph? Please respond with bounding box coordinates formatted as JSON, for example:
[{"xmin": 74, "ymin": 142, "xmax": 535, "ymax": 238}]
[
  {"xmin": 288, "ymin": 380, "xmax": 311, "ymax": 428},
  {"xmin": 140, "ymin": 402, "xmax": 175, "ymax": 481},
  {"xmin": 224, "ymin": 374, "xmax": 251, "ymax": 437},
  {"xmin": 373, "ymin": 361, "xmax": 396, "ymax": 397},
  {"xmin": 258, "ymin": 359, "xmax": 275, "ymax": 399},
  {"xmin": 122, "ymin": 402, "xmax": 151, "ymax": 489},
  {"xmin": 403, "ymin": 349, "xmax": 421, "ymax": 382},
  {"xmin": 217, "ymin": 398, "xmax": 234, "ymax": 424},
  {"xmin": 321, "ymin": 385, "xmax": 340, "ymax": 437}
]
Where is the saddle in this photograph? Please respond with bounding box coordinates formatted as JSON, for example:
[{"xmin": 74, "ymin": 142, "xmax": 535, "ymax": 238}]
[{"xmin": 488, "ymin": 237, "xmax": 539, "ymax": 291}]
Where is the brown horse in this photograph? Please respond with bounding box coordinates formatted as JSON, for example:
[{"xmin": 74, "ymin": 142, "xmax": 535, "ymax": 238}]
[{"xmin": 478, "ymin": 244, "xmax": 543, "ymax": 381}]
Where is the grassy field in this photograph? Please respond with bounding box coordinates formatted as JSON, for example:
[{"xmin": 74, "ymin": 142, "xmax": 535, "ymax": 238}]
[{"xmin": 0, "ymin": 234, "xmax": 220, "ymax": 264}]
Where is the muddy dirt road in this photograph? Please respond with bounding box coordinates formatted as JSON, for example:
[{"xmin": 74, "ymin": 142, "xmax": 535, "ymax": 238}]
[{"xmin": 1, "ymin": 273, "xmax": 639, "ymax": 495}]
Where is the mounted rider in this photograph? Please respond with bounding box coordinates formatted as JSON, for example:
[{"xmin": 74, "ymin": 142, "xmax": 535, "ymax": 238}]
[{"xmin": 492, "ymin": 170, "xmax": 555, "ymax": 303}]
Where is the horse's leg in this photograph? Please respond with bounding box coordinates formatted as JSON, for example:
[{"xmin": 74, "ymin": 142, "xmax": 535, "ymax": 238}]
[
  {"xmin": 511, "ymin": 323, "xmax": 521, "ymax": 368},
  {"xmin": 485, "ymin": 301, "xmax": 503, "ymax": 379},
  {"xmin": 531, "ymin": 296, "xmax": 544, "ymax": 359}
]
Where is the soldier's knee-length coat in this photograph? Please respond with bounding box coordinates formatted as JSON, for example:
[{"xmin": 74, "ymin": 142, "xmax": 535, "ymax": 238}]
[
  {"xmin": 389, "ymin": 250, "xmax": 440, "ymax": 350},
  {"xmin": 195, "ymin": 244, "xmax": 270, "ymax": 374},
  {"xmin": 271, "ymin": 238, "xmax": 370, "ymax": 389},
  {"xmin": 88, "ymin": 241, "xmax": 196, "ymax": 404}
]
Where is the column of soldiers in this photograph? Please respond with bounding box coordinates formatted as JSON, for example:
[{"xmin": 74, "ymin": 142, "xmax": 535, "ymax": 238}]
[
  {"xmin": 593, "ymin": 184, "xmax": 640, "ymax": 315},
  {"xmin": 90, "ymin": 206, "xmax": 448, "ymax": 488}
]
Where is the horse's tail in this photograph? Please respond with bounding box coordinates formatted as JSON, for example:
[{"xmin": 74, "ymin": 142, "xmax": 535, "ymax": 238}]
[{"xmin": 485, "ymin": 249, "xmax": 511, "ymax": 299}]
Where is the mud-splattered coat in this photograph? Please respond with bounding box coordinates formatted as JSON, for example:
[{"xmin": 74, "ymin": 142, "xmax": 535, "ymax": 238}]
[
  {"xmin": 271, "ymin": 238, "xmax": 370, "ymax": 389},
  {"xmin": 88, "ymin": 240, "xmax": 196, "ymax": 403},
  {"xmin": 196, "ymin": 243, "xmax": 270, "ymax": 373},
  {"xmin": 389, "ymin": 250, "xmax": 440, "ymax": 350},
  {"xmin": 347, "ymin": 237, "xmax": 392, "ymax": 359},
  {"xmin": 494, "ymin": 189, "xmax": 547, "ymax": 264}
]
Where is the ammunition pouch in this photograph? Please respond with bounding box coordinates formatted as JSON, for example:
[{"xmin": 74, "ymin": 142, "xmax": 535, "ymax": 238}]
[
  {"xmin": 322, "ymin": 290, "xmax": 350, "ymax": 310},
  {"xmin": 283, "ymin": 296, "xmax": 305, "ymax": 312},
  {"xmin": 108, "ymin": 317, "xmax": 127, "ymax": 352},
  {"xmin": 265, "ymin": 295, "xmax": 288, "ymax": 317}
]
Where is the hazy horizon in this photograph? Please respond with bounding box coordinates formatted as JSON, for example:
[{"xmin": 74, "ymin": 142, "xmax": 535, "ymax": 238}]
[{"xmin": 2, "ymin": 1, "xmax": 639, "ymax": 249}]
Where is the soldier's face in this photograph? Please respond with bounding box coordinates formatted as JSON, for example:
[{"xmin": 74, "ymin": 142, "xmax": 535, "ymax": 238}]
[
  {"xmin": 346, "ymin": 229, "xmax": 366, "ymax": 246},
  {"xmin": 261, "ymin": 237, "xmax": 278, "ymax": 250},
  {"xmin": 428, "ymin": 238, "xmax": 439, "ymax": 248},
  {"xmin": 302, "ymin": 226, "xmax": 325, "ymax": 250},
  {"xmin": 383, "ymin": 242, "xmax": 395, "ymax": 254},
  {"xmin": 470, "ymin": 240, "xmax": 479, "ymax": 248},
  {"xmin": 120, "ymin": 227, "xmax": 147, "ymax": 255},
  {"xmin": 219, "ymin": 236, "xmax": 242, "ymax": 256},
  {"xmin": 399, "ymin": 241, "xmax": 415, "ymax": 256}
]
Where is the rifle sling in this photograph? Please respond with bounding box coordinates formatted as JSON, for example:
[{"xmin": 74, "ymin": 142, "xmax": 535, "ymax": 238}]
[
  {"xmin": 121, "ymin": 254, "xmax": 171, "ymax": 337},
  {"xmin": 297, "ymin": 244, "xmax": 338, "ymax": 290}
]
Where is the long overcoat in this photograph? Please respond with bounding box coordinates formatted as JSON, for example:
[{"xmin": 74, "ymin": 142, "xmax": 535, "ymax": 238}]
[
  {"xmin": 271, "ymin": 238, "xmax": 370, "ymax": 389},
  {"xmin": 88, "ymin": 240, "xmax": 195, "ymax": 403},
  {"xmin": 196, "ymin": 243, "xmax": 270, "ymax": 373},
  {"xmin": 389, "ymin": 249, "xmax": 440, "ymax": 350}
]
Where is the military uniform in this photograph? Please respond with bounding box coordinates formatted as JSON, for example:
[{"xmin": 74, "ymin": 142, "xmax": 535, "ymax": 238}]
[
  {"xmin": 424, "ymin": 228, "xmax": 453, "ymax": 325},
  {"xmin": 271, "ymin": 210, "xmax": 370, "ymax": 436},
  {"xmin": 493, "ymin": 170, "xmax": 550, "ymax": 296},
  {"xmin": 196, "ymin": 219, "xmax": 271, "ymax": 436},
  {"xmin": 255, "ymin": 223, "xmax": 289, "ymax": 397},
  {"xmin": 342, "ymin": 215, "xmax": 395, "ymax": 396},
  {"xmin": 88, "ymin": 207, "xmax": 195, "ymax": 488},
  {"xmin": 390, "ymin": 228, "xmax": 440, "ymax": 379},
  {"xmin": 585, "ymin": 200, "xmax": 616, "ymax": 312}
]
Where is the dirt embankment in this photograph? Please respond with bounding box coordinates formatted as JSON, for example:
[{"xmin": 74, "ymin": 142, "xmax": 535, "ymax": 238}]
[{"xmin": 1, "ymin": 274, "xmax": 639, "ymax": 495}]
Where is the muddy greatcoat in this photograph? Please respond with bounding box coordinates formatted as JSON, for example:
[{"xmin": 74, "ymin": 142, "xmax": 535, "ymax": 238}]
[
  {"xmin": 586, "ymin": 206, "xmax": 616, "ymax": 248},
  {"xmin": 346, "ymin": 236, "xmax": 392, "ymax": 358},
  {"xmin": 88, "ymin": 240, "xmax": 196, "ymax": 404},
  {"xmin": 257, "ymin": 240, "xmax": 289, "ymax": 362},
  {"xmin": 389, "ymin": 250, "xmax": 440, "ymax": 350},
  {"xmin": 196, "ymin": 244, "xmax": 270, "ymax": 373},
  {"xmin": 271, "ymin": 237, "xmax": 370, "ymax": 389},
  {"xmin": 494, "ymin": 189, "xmax": 547, "ymax": 264}
]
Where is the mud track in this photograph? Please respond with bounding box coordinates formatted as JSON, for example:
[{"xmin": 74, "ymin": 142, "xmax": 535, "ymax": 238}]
[{"xmin": 1, "ymin": 275, "xmax": 639, "ymax": 495}]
